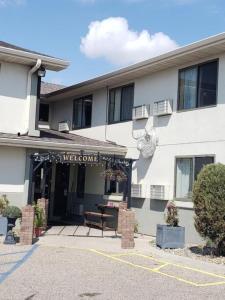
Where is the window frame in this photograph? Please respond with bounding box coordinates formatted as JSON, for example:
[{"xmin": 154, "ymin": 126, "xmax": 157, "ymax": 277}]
[
  {"xmin": 108, "ymin": 83, "xmax": 134, "ymax": 124},
  {"xmin": 177, "ymin": 59, "xmax": 219, "ymax": 111},
  {"xmin": 72, "ymin": 95, "xmax": 93, "ymax": 130},
  {"xmin": 174, "ymin": 155, "xmax": 215, "ymax": 201},
  {"xmin": 104, "ymin": 164, "xmax": 127, "ymax": 196}
]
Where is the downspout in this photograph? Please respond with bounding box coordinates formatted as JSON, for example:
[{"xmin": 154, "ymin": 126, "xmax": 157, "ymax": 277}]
[{"xmin": 18, "ymin": 59, "xmax": 42, "ymax": 137}]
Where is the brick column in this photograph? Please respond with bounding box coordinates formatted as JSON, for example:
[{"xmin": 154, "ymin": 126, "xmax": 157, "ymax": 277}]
[
  {"xmin": 20, "ymin": 205, "xmax": 34, "ymax": 245},
  {"xmin": 117, "ymin": 202, "xmax": 127, "ymax": 234},
  {"xmin": 121, "ymin": 209, "xmax": 135, "ymax": 249},
  {"xmin": 37, "ymin": 198, "xmax": 49, "ymax": 230}
]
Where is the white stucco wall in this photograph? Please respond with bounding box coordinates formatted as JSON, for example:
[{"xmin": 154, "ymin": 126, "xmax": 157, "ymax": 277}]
[
  {"xmin": 0, "ymin": 146, "xmax": 26, "ymax": 207},
  {"xmin": 0, "ymin": 62, "xmax": 30, "ymax": 134},
  {"xmin": 49, "ymin": 53, "xmax": 225, "ymax": 243}
]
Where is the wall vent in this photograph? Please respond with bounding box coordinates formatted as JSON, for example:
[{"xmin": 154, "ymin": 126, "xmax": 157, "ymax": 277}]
[
  {"xmin": 153, "ymin": 100, "xmax": 172, "ymax": 116},
  {"xmin": 132, "ymin": 105, "xmax": 150, "ymax": 120},
  {"xmin": 58, "ymin": 121, "xmax": 70, "ymax": 133},
  {"xmin": 150, "ymin": 185, "xmax": 171, "ymax": 201},
  {"xmin": 131, "ymin": 184, "xmax": 146, "ymax": 198}
]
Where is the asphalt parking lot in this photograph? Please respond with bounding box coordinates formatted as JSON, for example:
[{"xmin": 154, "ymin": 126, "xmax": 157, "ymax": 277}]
[{"xmin": 1, "ymin": 239, "xmax": 225, "ymax": 300}]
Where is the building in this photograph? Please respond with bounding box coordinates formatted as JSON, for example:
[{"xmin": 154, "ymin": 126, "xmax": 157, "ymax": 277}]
[{"xmin": 1, "ymin": 33, "xmax": 225, "ymax": 243}]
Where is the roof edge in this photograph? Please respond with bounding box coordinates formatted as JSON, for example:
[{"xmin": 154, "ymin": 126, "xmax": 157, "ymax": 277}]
[{"xmin": 45, "ymin": 31, "xmax": 225, "ymax": 96}]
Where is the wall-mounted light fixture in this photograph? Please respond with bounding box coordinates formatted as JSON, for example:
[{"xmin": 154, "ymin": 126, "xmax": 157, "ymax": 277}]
[{"xmin": 38, "ymin": 66, "xmax": 46, "ymax": 77}]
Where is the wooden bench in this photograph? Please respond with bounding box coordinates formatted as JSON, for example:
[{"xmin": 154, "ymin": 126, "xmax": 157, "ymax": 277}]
[{"xmin": 84, "ymin": 211, "xmax": 115, "ymax": 237}]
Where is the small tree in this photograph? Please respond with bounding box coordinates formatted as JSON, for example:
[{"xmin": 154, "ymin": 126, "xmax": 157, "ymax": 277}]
[
  {"xmin": 165, "ymin": 201, "xmax": 179, "ymax": 227},
  {"xmin": 193, "ymin": 163, "xmax": 225, "ymax": 255}
]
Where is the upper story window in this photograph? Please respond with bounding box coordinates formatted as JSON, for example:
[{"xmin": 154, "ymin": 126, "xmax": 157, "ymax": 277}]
[
  {"xmin": 39, "ymin": 103, "xmax": 49, "ymax": 122},
  {"xmin": 175, "ymin": 156, "xmax": 214, "ymax": 199},
  {"xmin": 73, "ymin": 95, "xmax": 92, "ymax": 130},
  {"xmin": 108, "ymin": 84, "xmax": 134, "ymax": 124},
  {"xmin": 178, "ymin": 60, "xmax": 218, "ymax": 111}
]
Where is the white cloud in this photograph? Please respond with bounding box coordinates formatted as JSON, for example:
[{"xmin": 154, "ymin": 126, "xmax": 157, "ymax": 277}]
[
  {"xmin": 0, "ymin": 0, "xmax": 25, "ymax": 6},
  {"xmin": 80, "ymin": 17, "xmax": 178, "ymax": 66}
]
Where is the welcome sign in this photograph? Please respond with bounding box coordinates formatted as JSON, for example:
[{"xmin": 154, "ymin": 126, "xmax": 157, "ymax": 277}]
[{"xmin": 62, "ymin": 153, "xmax": 99, "ymax": 163}]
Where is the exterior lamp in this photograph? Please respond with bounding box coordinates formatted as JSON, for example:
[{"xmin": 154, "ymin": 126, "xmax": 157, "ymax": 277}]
[{"xmin": 38, "ymin": 66, "xmax": 46, "ymax": 77}]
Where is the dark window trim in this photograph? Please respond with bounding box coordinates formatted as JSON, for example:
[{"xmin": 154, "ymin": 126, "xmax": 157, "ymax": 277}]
[
  {"xmin": 72, "ymin": 95, "xmax": 93, "ymax": 130},
  {"xmin": 174, "ymin": 154, "xmax": 215, "ymax": 201},
  {"xmin": 177, "ymin": 59, "xmax": 219, "ymax": 111},
  {"xmin": 108, "ymin": 83, "xmax": 134, "ymax": 124}
]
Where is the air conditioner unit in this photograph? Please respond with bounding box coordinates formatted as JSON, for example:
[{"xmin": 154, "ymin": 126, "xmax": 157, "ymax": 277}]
[
  {"xmin": 58, "ymin": 121, "xmax": 70, "ymax": 133},
  {"xmin": 131, "ymin": 184, "xmax": 146, "ymax": 198},
  {"xmin": 132, "ymin": 105, "xmax": 150, "ymax": 120},
  {"xmin": 153, "ymin": 100, "xmax": 172, "ymax": 116},
  {"xmin": 150, "ymin": 185, "xmax": 171, "ymax": 201}
]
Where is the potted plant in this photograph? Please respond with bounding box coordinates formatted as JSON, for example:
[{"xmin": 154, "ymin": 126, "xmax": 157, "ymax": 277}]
[
  {"xmin": 2, "ymin": 206, "xmax": 22, "ymax": 244},
  {"xmin": 34, "ymin": 204, "xmax": 44, "ymax": 238},
  {"xmin": 156, "ymin": 201, "xmax": 185, "ymax": 249},
  {"xmin": 0, "ymin": 195, "xmax": 9, "ymax": 235}
]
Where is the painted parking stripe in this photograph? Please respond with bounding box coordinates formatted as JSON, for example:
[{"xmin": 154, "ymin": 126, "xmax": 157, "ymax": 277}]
[
  {"xmin": 0, "ymin": 244, "xmax": 38, "ymax": 285},
  {"xmin": 90, "ymin": 249, "xmax": 225, "ymax": 287}
]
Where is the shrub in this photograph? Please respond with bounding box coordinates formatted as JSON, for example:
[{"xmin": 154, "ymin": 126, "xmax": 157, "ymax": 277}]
[
  {"xmin": 33, "ymin": 204, "xmax": 44, "ymax": 228},
  {"xmin": 165, "ymin": 201, "xmax": 179, "ymax": 227},
  {"xmin": 3, "ymin": 206, "xmax": 22, "ymax": 219},
  {"xmin": 0, "ymin": 195, "xmax": 9, "ymax": 215},
  {"xmin": 193, "ymin": 163, "xmax": 225, "ymax": 255}
]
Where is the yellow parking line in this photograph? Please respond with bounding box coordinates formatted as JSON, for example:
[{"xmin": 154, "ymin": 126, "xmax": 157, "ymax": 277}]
[
  {"xmin": 133, "ymin": 253, "xmax": 225, "ymax": 281},
  {"xmin": 90, "ymin": 249, "xmax": 199, "ymax": 286},
  {"xmin": 152, "ymin": 263, "xmax": 170, "ymax": 271},
  {"xmin": 111, "ymin": 253, "xmax": 138, "ymax": 257},
  {"xmin": 90, "ymin": 249, "xmax": 225, "ymax": 287}
]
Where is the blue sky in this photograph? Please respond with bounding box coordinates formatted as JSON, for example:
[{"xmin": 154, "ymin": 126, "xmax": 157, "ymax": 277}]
[{"xmin": 0, "ymin": 0, "xmax": 225, "ymax": 85}]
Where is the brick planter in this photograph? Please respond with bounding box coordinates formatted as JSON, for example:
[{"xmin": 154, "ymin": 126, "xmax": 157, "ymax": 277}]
[
  {"xmin": 121, "ymin": 209, "xmax": 135, "ymax": 249},
  {"xmin": 117, "ymin": 202, "xmax": 127, "ymax": 234},
  {"xmin": 20, "ymin": 205, "xmax": 34, "ymax": 245}
]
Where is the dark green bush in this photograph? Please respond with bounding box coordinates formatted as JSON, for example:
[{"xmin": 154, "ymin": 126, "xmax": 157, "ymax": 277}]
[
  {"xmin": 3, "ymin": 206, "xmax": 22, "ymax": 219},
  {"xmin": 193, "ymin": 163, "xmax": 225, "ymax": 255}
]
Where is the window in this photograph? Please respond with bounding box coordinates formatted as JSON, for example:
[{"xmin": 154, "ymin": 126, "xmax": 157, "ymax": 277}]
[
  {"xmin": 178, "ymin": 60, "xmax": 218, "ymax": 110},
  {"xmin": 39, "ymin": 103, "xmax": 49, "ymax": 122},
  {"xmin": 108, "ymin": 84, "xmax": 134, "ymax": 124},
  {"xmin": 105, "ymin": 166, "xmax": 126, "ymax": 195},
  {"xmin": 73, "ymin": 95, "xmax": 92, "ymax": 129},
  {"xmin": 175, "ymin": 156, "xmax": 214, "ymax": 199}
]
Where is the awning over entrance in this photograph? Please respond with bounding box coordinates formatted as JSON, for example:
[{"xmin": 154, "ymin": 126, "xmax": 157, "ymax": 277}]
[{"xmin": 0, "ymin": 129, "xmax": 127, "ymax": 155}]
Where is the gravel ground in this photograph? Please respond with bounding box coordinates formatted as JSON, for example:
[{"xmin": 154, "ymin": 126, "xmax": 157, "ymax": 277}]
[{"xmin": 150, "ymin": 240, "xmax": 225, "ymax": 265}]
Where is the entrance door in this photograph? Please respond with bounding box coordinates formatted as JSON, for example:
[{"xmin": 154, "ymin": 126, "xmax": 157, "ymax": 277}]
[{"xmin": 54, "ymin": 164, "xmax": 70, "ymax": 217}]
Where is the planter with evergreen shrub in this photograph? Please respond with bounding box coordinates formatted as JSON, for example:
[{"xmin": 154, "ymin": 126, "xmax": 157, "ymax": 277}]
[
  {"xmin": 156, "ymin": 201, "xmax": 185, "ymax": 249},
  {"xmin": 3, "ymin": 206, "xmax": 21, "ymax": 244}
]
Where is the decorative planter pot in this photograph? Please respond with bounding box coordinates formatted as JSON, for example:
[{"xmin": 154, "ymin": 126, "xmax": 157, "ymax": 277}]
[
  {"xmin": 34, "ymin": 227, "xmax": 43, "ymax": 238},
  {"xmin": 0, "ymin": 216, "xmax": 8, "ymax": 235},
  {"xmin": 156, "ymin": 224, "xmax": 185, "ymax": 249},
  {"xmin": 4, "ymin": 217, "xmax": 17, "ymax": 245}
]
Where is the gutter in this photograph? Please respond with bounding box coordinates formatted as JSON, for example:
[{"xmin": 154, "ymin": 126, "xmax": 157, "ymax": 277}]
[
  {"xmin": 0, "ymin": 137, "xmax": 127, "ymax": 155},
  {"xmin": 0, "ymin": 46, "xmax": 69, "ymax": 71}
]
